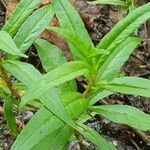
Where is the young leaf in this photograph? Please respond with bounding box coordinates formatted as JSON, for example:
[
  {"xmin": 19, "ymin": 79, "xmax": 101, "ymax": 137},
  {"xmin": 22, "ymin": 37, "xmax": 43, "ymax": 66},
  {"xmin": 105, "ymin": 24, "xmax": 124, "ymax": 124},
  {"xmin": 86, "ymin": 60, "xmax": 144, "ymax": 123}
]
[
  {"xmin": 0, "ymin": 31, "xmax": 27, "ymax": 58},
  {"xmin": 89, "ymin": 0, "xmax": 126, "ymax": 6},
  {"xmin": 20, "ymin": 61, "xmax": 88, "ymax": 108},
  {"xmin": 47, "ymin": 26, "xmax": 90, "ymax": 59},
  {"xmin": 65, "ymin": 98, "xmax": 89, "ymax": 119},
  {"xmin": 34, "ymin": 39, "xmax": 66, "ymax": 72},
  {"xmin": 91, "ymin": 105, "xmax": 150, "ymax": 131},
  {"xmin": 90, "ymin": 90, "xmax": 113, "ymax": 105},
  {"xmin": 77, "ymin": 123, "xmax": 116, "ymax": 150},
  {"xmin": 34, "ymin": 38, "xmax": 77, "ymax": 91},
  {"xmin": 51, "ymin": 0, "xmax": 93, "ymax": 58},
  {"xmin": 97, "ymin": 2, "xmax": 150, "ymax": 50},
  {"xmin": 51, "ymin": 0, "xmax": 93, "ymax": 47},
  {"xmin": 99, "ymin": 77, "xmax": 150, "ymax": 98},
  {"xmin": 8, "ymin": 5, "xmax": 54, "ymax": 59},
  {"xmin": 2, "ymin": 60, "xmax": 42, "ymax": 87},
  {"xmin": 2, "ymin": 0, "xmax": 43, "ymax": 36},
  {"xmin": 97, "ymin": 37, "xmax": 141, "ymax": 81},
  {"xmin": 4, "ymin": 97, "xmax": 18, "ymax": 136}
]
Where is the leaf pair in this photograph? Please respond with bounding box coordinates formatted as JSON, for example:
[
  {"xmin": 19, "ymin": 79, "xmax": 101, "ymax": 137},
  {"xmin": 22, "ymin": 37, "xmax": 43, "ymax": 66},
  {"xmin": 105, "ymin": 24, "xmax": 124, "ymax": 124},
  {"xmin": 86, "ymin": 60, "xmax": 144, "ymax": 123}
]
[{"xmin": 2, "ymin": 0, "xmax": 54, "ymax": 59}]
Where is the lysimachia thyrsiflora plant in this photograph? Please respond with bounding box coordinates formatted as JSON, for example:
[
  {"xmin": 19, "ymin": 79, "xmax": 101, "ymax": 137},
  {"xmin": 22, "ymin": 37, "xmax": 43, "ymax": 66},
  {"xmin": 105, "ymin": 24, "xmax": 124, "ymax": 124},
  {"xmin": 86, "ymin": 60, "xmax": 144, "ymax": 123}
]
[{"xmin": 0, "ymin": 0, "xmax": 150, "ymax": 149}]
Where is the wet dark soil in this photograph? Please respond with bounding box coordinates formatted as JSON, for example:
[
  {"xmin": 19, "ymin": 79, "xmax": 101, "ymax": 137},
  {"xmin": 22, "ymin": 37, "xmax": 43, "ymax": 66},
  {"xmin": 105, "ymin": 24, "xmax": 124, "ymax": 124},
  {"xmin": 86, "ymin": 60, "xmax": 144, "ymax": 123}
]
[{"xmin": 0, "ymin": 0, "xmax": 150, "ymax": 150}]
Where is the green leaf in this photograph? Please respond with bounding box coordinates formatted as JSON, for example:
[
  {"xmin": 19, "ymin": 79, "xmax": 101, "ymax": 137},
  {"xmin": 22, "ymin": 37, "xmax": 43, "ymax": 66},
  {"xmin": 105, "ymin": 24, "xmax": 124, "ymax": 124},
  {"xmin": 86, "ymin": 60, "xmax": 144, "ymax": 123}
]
[
  {"xmin": 48, "ymin": 27, "xmax": 109, "ymax": 60},
  {"xmin": 11, "ymin": 107, "xmax": 64, "ymax": 150},
  {"xmin": 64, "ymin": 98, "xmax": 89, "ymax": 119},
  {"xmin": 40, "ymin": 88, "xmax": 76, "ymax": 127},
  {"xmin": 97, "ymin": 37, "xmax": 141, "ymax": 81},
  {"xmin": 12, "ymin": 94, "xmax": 88, "ymax": 150},
  {"xmin": 8, "ymin": 5, "xmax": 54, "ymax": 59},
  {"xmin": 20, "ymin": 61, "xmax": 88, "ymax": 108},
  {"xmin": 34, "ymin": 38, "xmax": 66, "ymax": 72},
  {"xmin": 90, "ymin": 90, "xmax": 113, "ymax": 105},
  {"xmin": 34, "ymin": 38, "xmax": 77, "ymax": 91},
  {"xmin": 97, "ymin": 3, "xmax": 150, "ymax": 51},
  {"xmin": 89, "ymin": 0, "xmax": 126, "ymax": 6},
  {"xmin": 4, "ymin": 97, "xmax": 18, "ymax": 136},
  {"xmin": 2, "ymin": 0, "xmax": 43, "ymax": 36},
  {"xmin": 52, "ymin": 0, "xmax": 92, "ymax": 47},
  {"xmin": 2, "ymin": 60, "xmax": 42, "ymax": 87},
  {"xmin": 99, "ymin": 77, "xmax": 150, "ymax": 98},
  {"xmin": 87, "ymin": 48, "xmax": 110, "ymax": 59},
  {"xmin": 51, "ymin": 0, "xmax": 93, "ymax": 59},
  {"xmin": 32, "ymin": 125, "xmax": 72, "ymax": 150},
  {"xmin": 48, "ymin": 26, "xmax": 90, "ymax": 60},
  {"xmin": 0, "ymin": 31, "xmax": 27, "ymax": 58},
  {"xmin": 91, "ymin": 105, "xmax": 150, "ymax": 131},
  {"xmin": 77, "ymin": 123, "xmax": 116, "ymax": 150},
  {"xmin": 46, "ymin": 125, "xmax": 72, "ymax": 150}
]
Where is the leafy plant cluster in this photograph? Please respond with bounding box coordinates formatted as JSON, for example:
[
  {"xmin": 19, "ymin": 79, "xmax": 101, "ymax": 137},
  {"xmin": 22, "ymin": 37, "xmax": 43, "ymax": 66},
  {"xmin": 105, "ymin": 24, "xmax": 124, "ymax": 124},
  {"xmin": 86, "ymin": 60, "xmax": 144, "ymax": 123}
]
[{"xmin": 0, "ymin": 0, "xmax": 150, "ymax": 149}]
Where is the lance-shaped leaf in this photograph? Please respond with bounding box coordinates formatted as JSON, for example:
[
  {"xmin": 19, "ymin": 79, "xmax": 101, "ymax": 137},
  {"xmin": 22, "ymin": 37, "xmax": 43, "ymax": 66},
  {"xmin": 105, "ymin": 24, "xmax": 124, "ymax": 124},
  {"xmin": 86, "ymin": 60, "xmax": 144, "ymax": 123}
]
[
  {"xmin": 34, "ymin": 39, "xmax": 76, "ymax": 91},
  {"xmin": 91, "ymin": 105, "xmax": 150, "ymax": 131},
  {"xmin": 31, "ymin": 125, "xmax": 72, "ymax": 150},
  {"xmin": 99, "ymin": 77, "xmax": 150, "ymax": 98},
  {"xmin": 0, "ymin": 31, "xmax": 27, "ymax": 58},
  {"xmin": 20, "ymin": 61, "xmax": 88, "ymax": 108},
  {"xmin": 97, "ymin": 37, "xmax": 141, "ymax": 81},
  {"xmin": 2, "ymin": 60, "xmax": 42, "ymax": 87},
  {"xmin": 34, "ymin": 39, "xmax": 66, "ymax": 72},
  {"xmin": 4, "ymin": 97, "xmax": 18, "ymax": 136},
  {"xmin": 11, "ymin": 107, "xmax": 64, "ymax": 150},
  {"xmin": 51, "ymin": 0, "xmax": 93, "ymax": 58},
  {"xmin": 42, "ymin": 91, "xmax": 88, "ymax": 127},
  {"xmin": 77, "ymin": 123, "xmax": 116, "ymax": 150},
  {"xmin": 40, "ymin": 88, "xmax": 75, "ymax": 127},
  {"xmin": 47, "ymin": 26, "xmax": 90, "ymax": 59},
  {"xmin": 89, "ymin": 0, "xmax": 126, "ymax": 6},
  {"xmin": 52, "ymin": 0, "xmax": 92, "ymax": 47},
  {"xmin": 12, "ymin": 93, "xmax": 88, "ymax": 150},
  {"xmin": 8, "ymin": 5, "xmax": 54, "ymax": 60},
  {"xmin": 90, "ymin": 90, "xmax": 113, "ymax": 105},
  {"xmin": 2, "ymin": 0, "xmax": 43, "ymax": 36},
  {"xmin": 97, "ymin": 2, "xmax": 150, "ymax": 50}
]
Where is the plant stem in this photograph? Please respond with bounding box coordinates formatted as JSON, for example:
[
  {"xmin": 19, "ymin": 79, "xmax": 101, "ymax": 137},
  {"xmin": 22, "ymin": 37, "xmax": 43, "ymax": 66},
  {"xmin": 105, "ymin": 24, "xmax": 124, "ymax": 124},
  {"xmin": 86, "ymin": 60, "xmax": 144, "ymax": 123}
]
[
  {"xmin": 83, "ymin": 59, "xmax": 97, "ymax": 98},
  {"xmin": 0, "ymin": 58, "xmax": 20, "ymax": 100},
  {"xmin": 0, "ymin": 106, "xmax": 25, "ymax": 128}
]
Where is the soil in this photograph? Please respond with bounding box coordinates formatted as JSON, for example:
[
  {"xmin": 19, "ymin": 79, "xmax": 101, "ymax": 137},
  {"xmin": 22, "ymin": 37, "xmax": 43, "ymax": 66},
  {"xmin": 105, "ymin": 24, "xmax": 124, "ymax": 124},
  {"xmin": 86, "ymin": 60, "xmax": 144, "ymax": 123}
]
[{"xmin": 0, "ymin": 0, "xmax": 150, "ymax": 150}]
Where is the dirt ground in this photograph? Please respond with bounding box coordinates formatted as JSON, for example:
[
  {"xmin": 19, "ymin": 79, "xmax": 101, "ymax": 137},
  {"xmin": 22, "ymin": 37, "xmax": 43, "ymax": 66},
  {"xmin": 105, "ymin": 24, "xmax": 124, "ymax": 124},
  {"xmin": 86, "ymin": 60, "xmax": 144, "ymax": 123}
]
[{"xmin": 0, "ymin": 0, "xmax": 150, "ymax": 149}]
